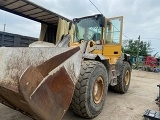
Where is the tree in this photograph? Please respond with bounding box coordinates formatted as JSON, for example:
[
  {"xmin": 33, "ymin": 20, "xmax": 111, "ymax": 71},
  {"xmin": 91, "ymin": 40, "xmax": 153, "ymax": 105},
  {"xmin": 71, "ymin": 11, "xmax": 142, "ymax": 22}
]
[{"xmin": 123, "ymin": 39, "xmax": 152, "ymax": 56}]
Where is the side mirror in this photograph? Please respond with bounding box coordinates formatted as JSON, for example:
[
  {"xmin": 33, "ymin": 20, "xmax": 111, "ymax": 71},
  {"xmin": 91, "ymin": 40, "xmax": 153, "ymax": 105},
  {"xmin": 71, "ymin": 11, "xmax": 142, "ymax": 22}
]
[{"xmin": 99, "ymin": 15, "xmax": 105, "ymax": 27}]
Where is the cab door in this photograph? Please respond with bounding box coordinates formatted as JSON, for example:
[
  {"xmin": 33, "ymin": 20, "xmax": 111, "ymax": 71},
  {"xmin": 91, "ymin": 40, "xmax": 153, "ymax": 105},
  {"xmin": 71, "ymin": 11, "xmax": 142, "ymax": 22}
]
[{"xmin": 103, "ymin": 16, "xmax": 123, "ymax": 64}]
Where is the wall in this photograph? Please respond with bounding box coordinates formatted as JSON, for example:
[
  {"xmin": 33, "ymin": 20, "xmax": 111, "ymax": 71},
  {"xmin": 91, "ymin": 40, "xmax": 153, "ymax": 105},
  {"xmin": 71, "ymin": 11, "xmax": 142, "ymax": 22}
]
[{"xmin": 0, "ymin": 31, "xmax": 38, "ymax": 47}]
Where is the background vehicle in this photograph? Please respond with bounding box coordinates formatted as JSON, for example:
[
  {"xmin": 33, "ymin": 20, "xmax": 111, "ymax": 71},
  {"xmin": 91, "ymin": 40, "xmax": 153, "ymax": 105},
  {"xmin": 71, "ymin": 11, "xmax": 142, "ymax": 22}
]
[
  {"xmin": 139, "ymin": 55, "xmax": 158, "ymax": 72},
  {"xmin": 0, "ymin": 0, "xmax": 132, "ymax": 120},
  {"xmin": 143, "ymin": 55, "xmax": 158, "ymax": 71}
]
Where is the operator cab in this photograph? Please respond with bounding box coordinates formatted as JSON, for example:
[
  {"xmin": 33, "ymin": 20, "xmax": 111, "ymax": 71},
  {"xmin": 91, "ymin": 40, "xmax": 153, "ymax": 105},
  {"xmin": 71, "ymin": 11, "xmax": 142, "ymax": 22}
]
[
  {"xmin": 73, "ymin": 14, "xmax": 105, "ymax": 43},
  {"xmin": 71, "ymin": 14, "xmax": 123, "ymax": 64}
]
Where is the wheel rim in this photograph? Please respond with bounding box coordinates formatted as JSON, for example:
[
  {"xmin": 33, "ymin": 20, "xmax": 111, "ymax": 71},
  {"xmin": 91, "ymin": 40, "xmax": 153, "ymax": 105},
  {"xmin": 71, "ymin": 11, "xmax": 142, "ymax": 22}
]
[
  {"xmin": 125, "ymin": 70, "xmax": 130, "ymax": 85},
  {"xmin": 93, "ymin": 76, "xmax": 104, "ymax": 104}
]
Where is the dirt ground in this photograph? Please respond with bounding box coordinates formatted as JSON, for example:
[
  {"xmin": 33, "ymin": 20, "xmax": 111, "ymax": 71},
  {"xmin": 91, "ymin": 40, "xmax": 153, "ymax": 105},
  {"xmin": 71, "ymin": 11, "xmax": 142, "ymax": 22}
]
[{"xmin": 0, "ymin": 70, "xmax": 159, "ymax": 120}]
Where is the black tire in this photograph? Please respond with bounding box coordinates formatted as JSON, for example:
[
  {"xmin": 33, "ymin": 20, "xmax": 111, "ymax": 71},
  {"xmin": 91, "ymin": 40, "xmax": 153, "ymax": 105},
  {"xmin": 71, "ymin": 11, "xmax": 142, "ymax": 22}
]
[
  {"xmin": 111, "ymin": 61, "xmax": 131, "ymax": 94},
  {"xmin": 71, "ymin": 61, "xmax": 108, "ymax": 118}
]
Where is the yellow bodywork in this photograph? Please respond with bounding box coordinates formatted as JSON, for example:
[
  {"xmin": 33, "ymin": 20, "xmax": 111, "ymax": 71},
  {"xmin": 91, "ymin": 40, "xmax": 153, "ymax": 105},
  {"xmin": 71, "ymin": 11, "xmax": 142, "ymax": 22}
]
[{"xmin": 103, "ymin": 45, "xmax": 122, "ymax": 64}]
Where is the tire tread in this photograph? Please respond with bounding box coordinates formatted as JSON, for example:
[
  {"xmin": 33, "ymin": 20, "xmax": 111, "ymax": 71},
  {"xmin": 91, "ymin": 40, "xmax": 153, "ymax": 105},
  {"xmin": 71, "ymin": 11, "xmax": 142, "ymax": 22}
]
[
  {"xmin": 71, "ymin": 60, "xmax": 102, "ymax": 118},
  {"xmin": 111, "ymin": 61, "xmax": 131, "ymax": 93}
]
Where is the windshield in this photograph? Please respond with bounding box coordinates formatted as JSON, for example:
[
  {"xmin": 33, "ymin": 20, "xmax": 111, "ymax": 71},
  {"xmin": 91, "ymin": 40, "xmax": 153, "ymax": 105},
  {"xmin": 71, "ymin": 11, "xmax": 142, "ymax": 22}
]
[{"xmin": 74, "ymin": 17, "xmax": 102, "ymax": 42}]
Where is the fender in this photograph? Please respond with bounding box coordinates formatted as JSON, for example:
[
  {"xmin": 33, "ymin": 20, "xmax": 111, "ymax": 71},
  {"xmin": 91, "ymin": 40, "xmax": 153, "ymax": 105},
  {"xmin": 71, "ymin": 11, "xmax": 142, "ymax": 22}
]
[
  {"xmin": 83, "ymin": 53, "xmax": 110, "ymax": 82},
  {"xmin": 83, "ymin": 53, "xmax": 106, "ymax": 60},
  {"xmin": 115, "ymin": 53, "xmax": 132, "ymax": 76},
  {"xmin": 122, "ymin": 53, "xmax": 131, "ymax": 63}
]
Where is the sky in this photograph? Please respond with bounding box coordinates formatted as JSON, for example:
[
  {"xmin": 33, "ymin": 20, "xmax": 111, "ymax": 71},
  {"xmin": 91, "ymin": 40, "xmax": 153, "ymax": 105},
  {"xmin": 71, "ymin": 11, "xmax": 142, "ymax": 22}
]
[{"xmin": 0, "ymin": 0, "xmax": 160, "ymax": 56}]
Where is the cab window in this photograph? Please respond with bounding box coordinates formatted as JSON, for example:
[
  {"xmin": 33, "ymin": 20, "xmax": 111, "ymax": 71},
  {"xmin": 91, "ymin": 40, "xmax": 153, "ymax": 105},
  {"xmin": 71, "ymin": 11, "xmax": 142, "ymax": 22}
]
[{"xmin": 106, "ymin": 18, "xmax": 122, "ymax": 44}]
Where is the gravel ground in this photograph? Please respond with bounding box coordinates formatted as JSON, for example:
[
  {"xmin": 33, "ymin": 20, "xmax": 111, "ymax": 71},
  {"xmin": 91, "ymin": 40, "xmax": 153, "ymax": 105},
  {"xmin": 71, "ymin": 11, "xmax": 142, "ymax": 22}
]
[{"xmin": 0, "ymin": 70, "xmax": 159, "ymax": 120}]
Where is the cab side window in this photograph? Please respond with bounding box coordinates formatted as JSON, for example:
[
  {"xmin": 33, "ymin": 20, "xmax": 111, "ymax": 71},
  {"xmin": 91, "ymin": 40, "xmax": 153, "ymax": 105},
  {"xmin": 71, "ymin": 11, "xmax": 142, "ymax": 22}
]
[{"xmin": 106, "ymin": 18, "xmax": 122, "ymax": 44}]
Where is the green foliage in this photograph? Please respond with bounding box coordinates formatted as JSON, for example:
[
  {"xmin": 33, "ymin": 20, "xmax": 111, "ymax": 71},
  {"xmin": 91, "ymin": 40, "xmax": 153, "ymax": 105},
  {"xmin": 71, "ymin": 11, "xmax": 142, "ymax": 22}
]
[{"xmin": 123, "ymin": 39, "xmax": 152, "ymax": 56}]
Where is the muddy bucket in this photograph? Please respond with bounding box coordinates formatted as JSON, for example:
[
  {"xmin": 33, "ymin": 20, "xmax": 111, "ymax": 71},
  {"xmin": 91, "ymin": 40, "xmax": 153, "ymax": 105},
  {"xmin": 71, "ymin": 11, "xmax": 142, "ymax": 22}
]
[{"xmin": 0, "ymin": 46, "xmax": 83, "ymax": 120}]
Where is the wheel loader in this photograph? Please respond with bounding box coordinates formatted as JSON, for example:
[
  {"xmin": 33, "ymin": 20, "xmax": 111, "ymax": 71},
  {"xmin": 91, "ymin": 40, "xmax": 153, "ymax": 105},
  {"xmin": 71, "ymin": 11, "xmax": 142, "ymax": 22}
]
[{"xmin": 0, "ymin": 0, "xmax": 132, "ymax": 120}]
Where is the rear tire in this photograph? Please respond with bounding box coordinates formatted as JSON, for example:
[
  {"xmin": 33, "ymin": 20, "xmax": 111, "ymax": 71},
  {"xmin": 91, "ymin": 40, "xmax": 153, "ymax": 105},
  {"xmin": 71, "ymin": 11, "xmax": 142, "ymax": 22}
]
[
  {"xmin": 111, "ymin": 61, "xmax": 131, "ymax": 94},
  {"xmin": 71, "ymin": 61, "xmax": 108, "ymax": 118}
]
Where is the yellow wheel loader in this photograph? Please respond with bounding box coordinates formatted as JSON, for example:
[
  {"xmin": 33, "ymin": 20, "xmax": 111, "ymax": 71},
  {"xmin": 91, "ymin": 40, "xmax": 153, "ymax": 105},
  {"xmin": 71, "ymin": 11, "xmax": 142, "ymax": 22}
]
[
  {"xmin": 0, "ymin": 0, "xmax": 132, "ymax": 120},
  {"xmin": 68, "ymin": 14, "xmax": 132, "ymax": 118}
]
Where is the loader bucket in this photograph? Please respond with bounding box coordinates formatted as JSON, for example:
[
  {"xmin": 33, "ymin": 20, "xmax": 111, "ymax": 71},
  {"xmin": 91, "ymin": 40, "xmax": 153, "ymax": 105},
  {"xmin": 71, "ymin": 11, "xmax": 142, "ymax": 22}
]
[{"xmin": 0, "ymin": 45, "xmax": 84, "ymax": 120}]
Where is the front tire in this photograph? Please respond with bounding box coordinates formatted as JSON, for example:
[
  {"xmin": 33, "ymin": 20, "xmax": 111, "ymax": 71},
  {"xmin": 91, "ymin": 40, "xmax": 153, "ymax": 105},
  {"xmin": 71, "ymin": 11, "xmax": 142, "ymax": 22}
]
[{"xmin": 71, "ymin": 61, "xmax": 108, "ymax": 118}]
